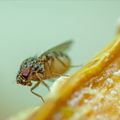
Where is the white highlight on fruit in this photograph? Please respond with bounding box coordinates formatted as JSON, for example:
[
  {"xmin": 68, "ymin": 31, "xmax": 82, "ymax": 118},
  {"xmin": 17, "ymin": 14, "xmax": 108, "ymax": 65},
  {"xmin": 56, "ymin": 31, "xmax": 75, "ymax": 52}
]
[
  {"xmin": 111, "ymin": 90, "xmax": 117, "ymax": 95},
  {"xmin": 106, "ymin": 78, "xmax": 114, "ymax": 85},
  {"xmin": 68, "ymin": 88, "xmax": 97, "ymax": 107},
  {"xmin": 113, "ymin": 70, "xmax": 120, "ymax": 76},
  {"xmin": 49, "ymin": 76, "xmax": 68, "ymax": 97}
]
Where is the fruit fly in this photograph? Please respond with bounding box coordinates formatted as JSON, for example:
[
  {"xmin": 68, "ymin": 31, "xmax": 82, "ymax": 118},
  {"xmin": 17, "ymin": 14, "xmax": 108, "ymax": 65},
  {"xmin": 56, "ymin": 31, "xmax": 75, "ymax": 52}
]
[{"xmin": 16, "ymin": 40, "xmax": 72, "ymax": 102}]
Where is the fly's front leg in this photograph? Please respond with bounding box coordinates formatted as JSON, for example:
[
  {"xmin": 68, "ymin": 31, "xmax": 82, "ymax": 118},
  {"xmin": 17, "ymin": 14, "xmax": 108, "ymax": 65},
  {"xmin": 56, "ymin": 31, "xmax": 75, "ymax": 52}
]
[{"xmin": 31, "ymin": 80, "xmax": 45, "ymax": 102}]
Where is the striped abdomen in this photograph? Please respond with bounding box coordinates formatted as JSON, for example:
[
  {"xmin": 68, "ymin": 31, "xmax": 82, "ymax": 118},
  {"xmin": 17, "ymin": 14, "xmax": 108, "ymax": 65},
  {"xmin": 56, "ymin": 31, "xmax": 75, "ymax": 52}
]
[{"xmin": 39, "ymin": 51, "xmax": 71, "ymax": 79}]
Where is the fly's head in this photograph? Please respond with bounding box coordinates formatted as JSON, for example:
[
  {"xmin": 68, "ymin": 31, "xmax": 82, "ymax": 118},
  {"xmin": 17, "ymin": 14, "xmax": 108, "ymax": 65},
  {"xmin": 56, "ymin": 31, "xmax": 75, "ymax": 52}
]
[{"xmin": 16, "ymin": 57, "xmax": 45, "ymax": 86}]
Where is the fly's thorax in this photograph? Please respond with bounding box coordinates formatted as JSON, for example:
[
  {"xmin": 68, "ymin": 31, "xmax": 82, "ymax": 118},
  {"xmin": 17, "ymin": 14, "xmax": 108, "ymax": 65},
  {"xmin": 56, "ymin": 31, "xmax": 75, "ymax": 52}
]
[{"xmin": 25, "ymin": 61, "xmax": 45, "ymax": 80}]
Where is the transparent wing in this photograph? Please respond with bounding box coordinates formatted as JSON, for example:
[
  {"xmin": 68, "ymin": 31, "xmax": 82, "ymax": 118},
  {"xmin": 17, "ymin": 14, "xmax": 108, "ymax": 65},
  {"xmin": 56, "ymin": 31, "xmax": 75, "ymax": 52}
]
[{"xmin": 40, "ymin": 40, "xmax": 73, "ymax": 56}]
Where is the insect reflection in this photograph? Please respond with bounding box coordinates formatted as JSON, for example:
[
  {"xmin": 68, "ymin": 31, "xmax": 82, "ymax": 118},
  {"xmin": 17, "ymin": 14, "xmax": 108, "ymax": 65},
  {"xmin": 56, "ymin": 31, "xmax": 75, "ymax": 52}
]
[{"xmin": 16, "ymin": 40, "xmax": 72, "ymax": 102}]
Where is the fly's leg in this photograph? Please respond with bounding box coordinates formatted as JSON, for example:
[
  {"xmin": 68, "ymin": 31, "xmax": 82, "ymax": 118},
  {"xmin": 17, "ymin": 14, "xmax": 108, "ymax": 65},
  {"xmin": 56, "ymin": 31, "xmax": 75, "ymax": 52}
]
[
  {"xmin": 31, "ymin": 81, "xmax": 45, "ymax": 103},
  {"xmin": 36, "ymin": 73, "xmax": 50, "ymax": 91},
  {"xmin": 48, "ymin": 73, "xmax": 70, "ymax": 83},
  {"xmin": 42, "ymin": 81, "xmax": 50, "ymax": 91}
]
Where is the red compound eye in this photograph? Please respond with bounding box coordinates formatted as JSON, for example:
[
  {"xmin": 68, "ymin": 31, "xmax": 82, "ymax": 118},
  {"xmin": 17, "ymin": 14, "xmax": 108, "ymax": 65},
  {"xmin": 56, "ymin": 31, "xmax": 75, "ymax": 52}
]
[{"xmin": 21, "ymin": 68, "xmax": 30, "ymax": 77}]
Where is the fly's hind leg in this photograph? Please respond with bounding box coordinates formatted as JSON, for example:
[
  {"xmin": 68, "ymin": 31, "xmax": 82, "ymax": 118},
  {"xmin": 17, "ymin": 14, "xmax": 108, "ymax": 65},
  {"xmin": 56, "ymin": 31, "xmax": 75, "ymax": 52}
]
[{"xmin": 31, "ymin": 81, "xmax": 45, "ymax": 103}]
